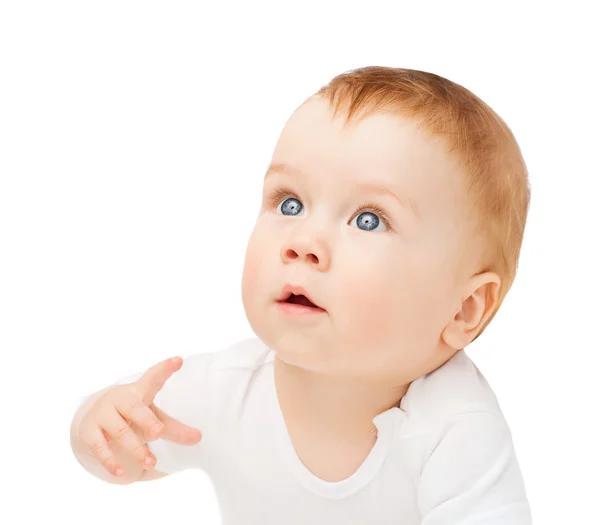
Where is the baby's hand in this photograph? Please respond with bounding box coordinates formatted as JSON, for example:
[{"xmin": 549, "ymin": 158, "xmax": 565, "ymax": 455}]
[{"xmin": 78, "ymin": 356, "xmax": 202, "ymax": 478}]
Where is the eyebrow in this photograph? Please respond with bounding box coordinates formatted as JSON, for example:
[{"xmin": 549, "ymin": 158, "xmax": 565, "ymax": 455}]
[{"xmin": 264, "ymin": 163, "xmax": 420, "ymax": 219}]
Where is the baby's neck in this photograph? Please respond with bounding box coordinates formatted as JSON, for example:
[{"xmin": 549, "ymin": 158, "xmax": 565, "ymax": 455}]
[{"xmin": 273, "ymin": 355, "xmax": 408, "ymax": 444}]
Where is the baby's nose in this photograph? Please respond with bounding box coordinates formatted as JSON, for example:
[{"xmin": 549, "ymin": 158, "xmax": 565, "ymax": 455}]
[{"xmin": 280, "ymin": 238, "xmax": 330, "ymax": 271}]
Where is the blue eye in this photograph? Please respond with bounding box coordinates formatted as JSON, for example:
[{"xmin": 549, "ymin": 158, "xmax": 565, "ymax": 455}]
[
  {"xmin": 271, "ymin": 190, "xmax": 391, "ymax": 233},
  {"xmin": 350, "ymin": 211, "xmax": 387, "ymax": 232},
  {"xmin": 278, "ymin": 197, "xmax": 303, "ymax": 216}
]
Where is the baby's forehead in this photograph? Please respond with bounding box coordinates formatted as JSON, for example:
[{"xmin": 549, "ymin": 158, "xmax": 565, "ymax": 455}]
[
  {"xmin": 272, "ymin": 101, "xmax": 468, "ymax": 203},
  {"xmin": 270, "ymin": 140, "xmax": 462, "ymax": 199},
  {"xmin": 282, "ymin": 107, "xmax": 456, "ymax": 171}
]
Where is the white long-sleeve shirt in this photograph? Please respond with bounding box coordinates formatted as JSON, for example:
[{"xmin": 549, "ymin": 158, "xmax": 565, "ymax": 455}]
[{"xmin": 115, "ymin": 337, "xmax": 532, "ymax": 524}]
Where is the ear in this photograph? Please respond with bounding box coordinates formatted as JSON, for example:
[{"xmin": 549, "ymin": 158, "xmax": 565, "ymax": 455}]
[{"xmin": 441, "ymin": 271, "xmax": 501, "ymax": 350}]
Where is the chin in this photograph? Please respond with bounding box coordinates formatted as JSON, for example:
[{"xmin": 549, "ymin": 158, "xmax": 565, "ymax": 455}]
[
  {"xmin": 262, "ymin": 326, "xmax": 315, "ymax": 361},
  {"xmin": 253, "ymin": 322, "xmax": 328, "ymax": 371}
]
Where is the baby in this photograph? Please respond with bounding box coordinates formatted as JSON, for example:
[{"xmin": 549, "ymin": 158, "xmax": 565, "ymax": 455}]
[{"xmin": 70, "ymin": 66, "xmax": 532, "ymax": 524}]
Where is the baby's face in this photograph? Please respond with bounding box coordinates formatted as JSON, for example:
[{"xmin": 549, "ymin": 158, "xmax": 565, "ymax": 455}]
[{"xmin": 242, "ymin": 96, "xmax": 478, "ymax": 385}]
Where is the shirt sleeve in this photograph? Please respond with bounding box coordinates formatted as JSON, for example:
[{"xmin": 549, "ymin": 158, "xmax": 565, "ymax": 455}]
[
  {"xmin": 417, "ymin": 411, "xmax": 532, "ymax": 525},
  {"xmin": 113, "ymin": 351, "xmax": 214, "ymax": 475}
]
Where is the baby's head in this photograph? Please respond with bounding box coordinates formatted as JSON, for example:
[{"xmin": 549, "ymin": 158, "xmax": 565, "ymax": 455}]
[{"xmin": 241, "ymin": 66, "xmax": 530, "ymax": 386}]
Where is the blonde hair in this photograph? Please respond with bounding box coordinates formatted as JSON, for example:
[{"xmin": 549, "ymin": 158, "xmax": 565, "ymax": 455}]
[{"xmin": 311, "ymin": 66, "xmax": 530, "ymax": 339}]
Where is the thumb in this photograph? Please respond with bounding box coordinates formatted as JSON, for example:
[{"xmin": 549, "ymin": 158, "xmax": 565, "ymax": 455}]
[{"xmin": 151, "ymin": 403, "xmax": 203, "ymax": 445}]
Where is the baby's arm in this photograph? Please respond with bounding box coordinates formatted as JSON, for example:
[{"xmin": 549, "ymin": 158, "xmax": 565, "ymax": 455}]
[{"xmin": 417, "ymin": 412, "xmax": 532, "ymax": 525}]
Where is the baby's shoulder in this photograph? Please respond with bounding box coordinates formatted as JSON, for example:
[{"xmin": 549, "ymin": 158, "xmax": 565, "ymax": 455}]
[{"xmin": 400, "ymin": 350, "xmax": 504, "ymax": 431}]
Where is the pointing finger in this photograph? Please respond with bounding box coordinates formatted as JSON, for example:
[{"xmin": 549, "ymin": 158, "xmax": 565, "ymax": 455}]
[{"xmin": 135, "ymin": 356, "xmax": 182, "ymax": 405}]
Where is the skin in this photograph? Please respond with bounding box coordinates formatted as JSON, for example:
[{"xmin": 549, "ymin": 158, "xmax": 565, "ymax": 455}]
[{"xmin": 240, "ymin": 95, "xmax": 500, "ymax": 480}]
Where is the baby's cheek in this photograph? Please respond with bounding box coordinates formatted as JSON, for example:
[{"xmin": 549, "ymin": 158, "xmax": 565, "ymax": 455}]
[
  {"xmin": 336, "ymin": 277, "xmax": 398, "ymax": 343},
  {"xmin": 337, "ymin": 262, "xmax": 437, "ymax": 347},
  {"xmin": 242, "ymin": 248, "xmax": 259, "ymax": 283},
  {"xmin": 241, "ymin": 236, "xmax": 265, "ymax": 298}
]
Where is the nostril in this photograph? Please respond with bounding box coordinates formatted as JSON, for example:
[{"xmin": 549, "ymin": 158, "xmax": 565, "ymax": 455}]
[{"xmin": 282, "ymin": 248, "xmax": 319, "ymax": 264}]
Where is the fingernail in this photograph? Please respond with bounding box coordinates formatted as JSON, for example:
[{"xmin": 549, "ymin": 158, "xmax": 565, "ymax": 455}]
[
  {"xmin": 152, "ymin": 423, "xmax": 163, "ymax": 434},
  {"xmin": 115, "ymin": 466, "xmax": 124, "ymax": 476},
  {"xmin": 144, "ymin": 456, "xmax": 153, "ymax": 466}
]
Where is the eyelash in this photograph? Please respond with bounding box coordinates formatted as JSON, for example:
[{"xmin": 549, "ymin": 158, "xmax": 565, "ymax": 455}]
[{"xmin": 266, "ymin": 187, "xmax": 394, "ymax": 232}]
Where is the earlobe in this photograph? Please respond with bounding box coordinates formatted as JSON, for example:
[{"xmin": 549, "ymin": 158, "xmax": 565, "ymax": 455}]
[{"xmin": 441, "ymin": 271, "xmax": 501, "ymax": 350}]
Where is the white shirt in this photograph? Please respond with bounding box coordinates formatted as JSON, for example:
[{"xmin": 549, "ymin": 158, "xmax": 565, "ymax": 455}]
[{"xmin": 116, "ymin": 337, "xmax": 532, "ymax": 524}]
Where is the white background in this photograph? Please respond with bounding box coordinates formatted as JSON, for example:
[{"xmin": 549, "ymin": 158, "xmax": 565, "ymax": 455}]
[{"xmin": 1, "ymin": 1, "xmax": 598, "ymax": 523}]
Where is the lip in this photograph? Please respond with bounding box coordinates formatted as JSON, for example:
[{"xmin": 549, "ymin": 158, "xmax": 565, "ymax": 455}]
[{"xmin": 276, "ymin": 284, "xmax": 326, "ymax": 312}]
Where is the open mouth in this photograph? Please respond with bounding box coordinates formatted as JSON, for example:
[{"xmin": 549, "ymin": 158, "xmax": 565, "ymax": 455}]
[
  {"xmin": 284, "ymin": 293, "xmax": 319, "ymax": 308},
  {"xmin": 277, "ymin": 286, "xmax": 326, "ymax": 313}
]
